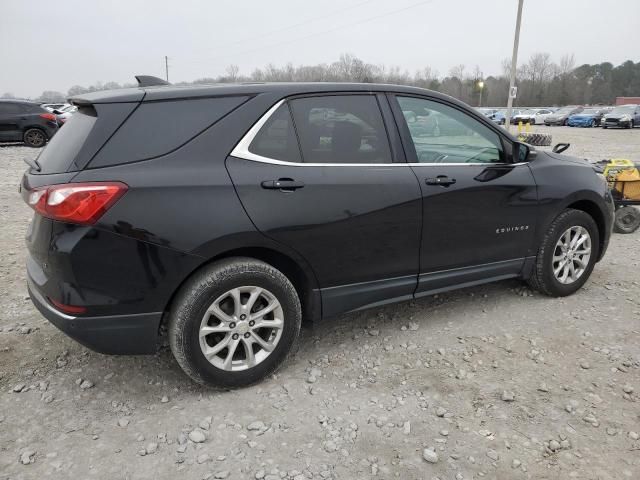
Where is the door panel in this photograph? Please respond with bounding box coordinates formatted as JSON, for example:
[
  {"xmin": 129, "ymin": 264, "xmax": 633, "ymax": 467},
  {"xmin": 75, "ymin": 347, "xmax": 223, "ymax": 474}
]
[
  {"xmin": 389, "ymin": 94, "xmax": 540, "ymax": 294},
  {"xmin": 227, "ymin": 158, "xmax": 422, "ymax": 289},
  {"xmin": 227, "ymin": 93, "xmax": 423, "ymax": 317},
  {"xmin": 411, "ymin": 163, "xmax": 538, "ymax": 275}
]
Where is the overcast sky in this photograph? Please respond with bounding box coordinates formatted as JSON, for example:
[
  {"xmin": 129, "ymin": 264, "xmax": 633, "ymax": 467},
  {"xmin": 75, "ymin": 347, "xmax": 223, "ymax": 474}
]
[{"xmin": 1, "ymin": 0, "xmax": 638, "ymax": 98}]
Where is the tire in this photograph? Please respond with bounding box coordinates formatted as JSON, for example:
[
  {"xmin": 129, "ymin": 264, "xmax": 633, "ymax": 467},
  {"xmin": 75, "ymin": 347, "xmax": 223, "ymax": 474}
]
[
  {"xmin": 518, "ymin": 132, "xmax": 552, "ymax": 146},
  {"xmin": 614, "ymin": 206, "xmax": 640, "ymax": 234},
  {"xmin": 530, "ymin": 119, "xmax": 536, "ymax": 125},
  {"xmin": 628, "ymin": 120, "xmax": 634, "ymax": 129},
  {"xmin": 23, "ymin": 128, "xmax": 47, "ymax": 148},
  {"xmin": 590, "ymin": 119, "xmax": 596, "ymax": 128},
  {"xmin": 168, "ymin": 257, "xmax": 302, "ymax": 388},
  {"xmin": 603, "ymin": 125, "xmax": 608, "ymax": 129},
  {"xmin": 527, "ymin": 209, "xmax": 599, "ymax": 297},
  {"xmin": 563, "ymin": 119, "xmax": 569, "ymax": 126}
]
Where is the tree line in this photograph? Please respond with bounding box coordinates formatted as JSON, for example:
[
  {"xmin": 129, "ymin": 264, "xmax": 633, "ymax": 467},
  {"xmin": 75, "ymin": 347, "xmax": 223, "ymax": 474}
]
[{"xmin": 3, "ymin": 53, "xmax": 639, "ymax": 107}]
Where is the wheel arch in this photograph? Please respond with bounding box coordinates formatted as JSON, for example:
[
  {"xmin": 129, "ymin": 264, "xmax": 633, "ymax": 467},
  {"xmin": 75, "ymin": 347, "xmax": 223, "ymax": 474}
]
[
  {"xmin": 564, "ymin": 199, "xmax": 608, "ymax": 260},
  {"xmin": 159, "ymin": 244, "xmax": 322, "ymax": 338}
]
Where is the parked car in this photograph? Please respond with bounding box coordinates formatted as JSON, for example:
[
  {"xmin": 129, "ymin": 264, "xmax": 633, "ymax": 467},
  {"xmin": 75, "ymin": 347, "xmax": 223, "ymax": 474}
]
[
  {"xmin": 512, "ymin": 108, "xmax": 554, "ymax": 125},
  {"xmin": 54, "ymin": 104, "xmax": 78, "ymax": 126},
  {"xmin": 601, "ymin": 104, "xmax": 640, "ymax": 129},
  {"xmin": 476, "ymin": 108, "xmax": 498, "ymax": 119},
  {"xmin": 567, "ymin": 108, "xmax": 607, "ymax": 127},
  {"xmin": 492, "ymin": 109, "xmax": 522, "ymax": 125},
  {"xmin": 41, "ymin": 103, "xmax": 69, "ymax": 112},
  {"xmin": 0, "ymin": 100, "xmax": 58, "ymax": 147},
  {"xmin": 544, "ymin": 106, "xmax": 584, "ymax": 126},
  {"xmin": 22, "ymin": 81, "xmax": 614, "ymax": 387}
]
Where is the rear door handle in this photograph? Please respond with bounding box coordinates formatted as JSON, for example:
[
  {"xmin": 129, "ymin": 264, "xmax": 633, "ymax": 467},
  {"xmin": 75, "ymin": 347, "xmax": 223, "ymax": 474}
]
[
  {"xmin": 425, "ymin": 175, "xmax": 456, "ymax": 186},
  {"xmin": 261, "ymin": 179, "xmax": 305, "ymax": 191}
]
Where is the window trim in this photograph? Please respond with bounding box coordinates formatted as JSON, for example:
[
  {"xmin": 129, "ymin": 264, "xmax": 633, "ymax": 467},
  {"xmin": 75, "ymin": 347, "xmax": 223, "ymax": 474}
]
[
  {"xmin": 230, "ymin": 93, "xmax": 524, "ymax": 167},
  {"xmin": 388, "ymin": 93, "xmax": 518, "ymax": 166},
  {"xmin": 231, "ymin": 94, "xmax": 400, "ymax": 166}
]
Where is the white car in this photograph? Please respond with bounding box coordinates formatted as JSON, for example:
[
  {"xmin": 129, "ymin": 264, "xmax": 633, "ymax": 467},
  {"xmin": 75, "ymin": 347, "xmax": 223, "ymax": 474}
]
[
  {"xmin": 512, "ymin": 108, "xmax": 554, "ymax": 125},
  {"xmin": 54, "ymin": 104, "xmax": 78, "ymax": 125}
]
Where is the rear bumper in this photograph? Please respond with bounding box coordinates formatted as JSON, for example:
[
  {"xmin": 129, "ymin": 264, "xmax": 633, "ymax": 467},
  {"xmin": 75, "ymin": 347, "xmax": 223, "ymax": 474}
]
[{"xmin": 28, "ymin": 278, "xmax": 161, "ymax": 354}]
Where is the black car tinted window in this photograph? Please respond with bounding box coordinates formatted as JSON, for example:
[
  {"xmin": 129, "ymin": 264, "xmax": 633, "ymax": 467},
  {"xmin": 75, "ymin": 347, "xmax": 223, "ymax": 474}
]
[
  {"xmin": 35, "ymin": 107, "xmax": 98, "ymax": 174},
  {"xmin": 396, "ymin": 96, "xmax": 503, "ymax": 164},
  {"xmin": 0, "ymin": 103, "xmax": 25, "ymax": 114},
  {"xmin": 289, "ymin": 95, "xmax": 392, "ymax": 164},
  {"xmin": 248, "ymin": 103, "xmax": 301, "ymax": 163},
  {"xmin": 90, "ymin": 96, "xmax": 249, "ymax": 168}
]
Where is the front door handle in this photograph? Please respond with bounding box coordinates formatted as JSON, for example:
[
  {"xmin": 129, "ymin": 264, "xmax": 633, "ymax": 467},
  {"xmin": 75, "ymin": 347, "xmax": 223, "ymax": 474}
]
[
  {"xmin": 261, "ymin": 179, "xmax": 305, "ymax": 191},
  {"xmin": 425, "ymin": 175, "xmax": 456, "ymax": 187}
]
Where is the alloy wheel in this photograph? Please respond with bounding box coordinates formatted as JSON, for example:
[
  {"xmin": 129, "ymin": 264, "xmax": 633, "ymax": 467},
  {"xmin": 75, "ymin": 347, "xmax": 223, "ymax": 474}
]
[
  {"xmin": 25, "ymin": 129, "xmax": 45, "ymax": 147},
  {"xmin": 552, "ymin": 226, "xmax": 592, "ymax": 284},
  {"xmin": 199, "ymin": 286, "xmax": 284, "ymax": 371}
]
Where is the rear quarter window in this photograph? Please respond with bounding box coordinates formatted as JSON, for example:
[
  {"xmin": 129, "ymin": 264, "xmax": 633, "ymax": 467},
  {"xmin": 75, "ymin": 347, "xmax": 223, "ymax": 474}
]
[{"xmin": 88, "ymin": 96, "xmax": 249, "ymax": 168}]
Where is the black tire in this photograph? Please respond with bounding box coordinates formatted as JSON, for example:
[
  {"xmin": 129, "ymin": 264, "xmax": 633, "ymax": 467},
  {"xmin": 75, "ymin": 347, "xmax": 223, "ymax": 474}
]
[
  {"xmin": 629, "ymin": 120, "xmax": 634, "ymax": 129},
  {"xmin": 168, "ymin": 257, "xmax": 301, "ymax": 388},
  {"xmin": 614, "ymin": 206, "xmax": 640, "ymax": 234},
  {"xmin": 527, "ymin": 209, "xmax": 599, "ymax": 297},
  {"xmin": 590, "ymin": 119, "xmax": 596, "ymax": 128},
  {"xmin": 519, "ymin": 132, "xmax": 552, "ymax": 146},
  {"xmin": 530, "ymin": 119, "xmax": 536, "ymax": 125},
  {"xmin": 603, "ymin": 125, "xmax": 608, "ymax": 129},
  {"xmin": 23, "ymin": 128, "xmax": 47, "ymax": 148}
]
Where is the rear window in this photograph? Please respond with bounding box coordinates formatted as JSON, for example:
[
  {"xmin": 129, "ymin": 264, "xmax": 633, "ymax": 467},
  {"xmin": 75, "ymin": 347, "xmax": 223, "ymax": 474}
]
[
  {"xmin": 35, "ymin": 107, "xmax": 97, "ymax": 174},
  {"xmin": 89, "ymin": 96, "xmax": 249, "ymax": 168}
]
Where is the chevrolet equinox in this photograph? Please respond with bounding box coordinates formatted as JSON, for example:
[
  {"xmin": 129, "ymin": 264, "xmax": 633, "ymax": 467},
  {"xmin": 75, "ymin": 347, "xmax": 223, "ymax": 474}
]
[{"xmin": 22, "ymin": 80, "xmax": 614, "ymax": 387}]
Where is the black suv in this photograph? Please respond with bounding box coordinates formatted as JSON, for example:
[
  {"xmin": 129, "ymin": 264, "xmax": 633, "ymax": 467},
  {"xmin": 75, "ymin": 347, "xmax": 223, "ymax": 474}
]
[
  {"xmin": 22, "ymin": 82, "xmax": 614, "ymax": 387},
  {"xmin": 0, "ymin": 100, "xmax": 58, "ymax": 147}
]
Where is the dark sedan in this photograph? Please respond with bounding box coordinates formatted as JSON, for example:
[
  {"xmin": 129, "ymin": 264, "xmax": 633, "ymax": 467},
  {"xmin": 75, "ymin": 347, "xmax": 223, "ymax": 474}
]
[
  {"xmin": 544, "ymin": 106, "xmax": 584, "ymax": 126},
  {"xmin": 602, "ymin": 105, "xmax": 640, "ymax": 129}
]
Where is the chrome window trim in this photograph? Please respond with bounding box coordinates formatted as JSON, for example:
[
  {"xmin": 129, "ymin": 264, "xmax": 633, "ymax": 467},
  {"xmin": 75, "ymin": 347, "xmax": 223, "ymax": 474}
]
[{"xmin": 230, "ymin": 98, "xmax": 525, "ymax": 168}]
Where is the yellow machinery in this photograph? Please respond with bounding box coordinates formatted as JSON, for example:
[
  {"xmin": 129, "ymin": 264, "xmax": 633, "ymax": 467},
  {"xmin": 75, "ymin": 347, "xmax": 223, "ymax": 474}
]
[{"xmin": 602, "ymin": 159, "xmax": 640, "ymax": 233}]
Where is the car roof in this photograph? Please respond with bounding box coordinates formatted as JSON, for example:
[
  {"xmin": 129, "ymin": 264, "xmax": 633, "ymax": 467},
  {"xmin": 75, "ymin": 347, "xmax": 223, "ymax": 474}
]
[
  {"xmin": 0, "ymin": 99, "xmax": 40, "ymax": 105},
  {"xmin": 70, "ymin": 82, "xmax": 459, "ymax": 105}
]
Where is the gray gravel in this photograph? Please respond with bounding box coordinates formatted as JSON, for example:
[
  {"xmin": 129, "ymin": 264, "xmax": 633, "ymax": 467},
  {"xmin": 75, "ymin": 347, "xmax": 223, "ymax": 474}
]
[{"xmin": 1, "ymin": 127, "xmax": 640, "ymax": 479}]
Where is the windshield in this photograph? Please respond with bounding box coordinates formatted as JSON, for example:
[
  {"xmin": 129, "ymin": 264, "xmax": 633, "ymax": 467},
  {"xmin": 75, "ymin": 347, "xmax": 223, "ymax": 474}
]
[
  {"xmin": 610, "ymin": 106, "xmax": 635, "ymax": 115},
  {"xmin": 580, "ymin": 109, "xmax": 598, "ymax": 115},
  {"xmin": 556, "ymin": 107, "xmax": 574, "ymax": 114},
  {"xmin": 520, "ymin": 109, "xmax": 536, "ymax": 115}
]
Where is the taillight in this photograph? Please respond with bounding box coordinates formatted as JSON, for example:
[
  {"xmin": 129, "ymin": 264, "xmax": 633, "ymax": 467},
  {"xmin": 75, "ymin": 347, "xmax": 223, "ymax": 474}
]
[
  {"xmin": 27, "ymin": 182, "xmax": 128, "ymax": 225},
  {"xmin": 39, "ymin": 113, "xmax": 57, "ymax": 122},
  {"xmin": 48, "ymin": 298, "xmax": 87, "ymax": 315}
]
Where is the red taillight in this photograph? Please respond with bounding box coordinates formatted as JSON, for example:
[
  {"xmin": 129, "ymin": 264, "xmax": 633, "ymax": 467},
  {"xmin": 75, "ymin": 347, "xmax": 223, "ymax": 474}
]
[
  {"xmin": 48, "ymin": 298, "xmax": 87, "ymax": 315},
  {"xmin": 27, "ymin": 182, "xmax": 128, "ymax": 225},
  {"xmin": 39, "ymin": 113, "xmax": 57, "ymax": 122}
]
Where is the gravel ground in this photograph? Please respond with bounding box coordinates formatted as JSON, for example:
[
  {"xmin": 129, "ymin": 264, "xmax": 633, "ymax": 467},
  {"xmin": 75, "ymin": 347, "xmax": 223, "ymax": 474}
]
[{"xmin": 1, "ymin": 127, "xmax": 639, "ymax": 480}]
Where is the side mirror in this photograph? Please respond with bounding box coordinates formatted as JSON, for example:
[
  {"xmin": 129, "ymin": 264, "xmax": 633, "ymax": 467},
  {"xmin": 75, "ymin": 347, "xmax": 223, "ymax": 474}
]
[
  {"xmin": 552, "ymin": 143, "xmax": 570, "ymax": 154},
  {"xmin": 514, "ymin": 142, "xmax": 535, "ymax": 163}
]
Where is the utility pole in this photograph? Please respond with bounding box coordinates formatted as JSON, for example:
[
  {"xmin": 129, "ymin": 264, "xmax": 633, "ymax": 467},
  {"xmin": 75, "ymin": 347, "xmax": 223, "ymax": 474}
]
[
  {"xmin": 164, "ymin": 56, "xmax": 169, "ymax": 82},
  {"xmin": 505, "ymin": 0, "xmax": 524, "ymax": 132}
]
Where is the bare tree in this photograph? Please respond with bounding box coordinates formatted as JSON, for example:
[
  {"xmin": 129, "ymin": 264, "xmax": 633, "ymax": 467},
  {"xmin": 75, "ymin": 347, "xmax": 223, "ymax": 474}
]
[{"xmin": 225, "ymin": 64, "xmax": 240, "ymax": 82}]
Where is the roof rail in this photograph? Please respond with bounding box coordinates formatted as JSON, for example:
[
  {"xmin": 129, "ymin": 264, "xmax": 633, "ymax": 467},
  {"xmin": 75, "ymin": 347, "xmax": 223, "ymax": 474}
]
[{"xmin": 135, "ymin": 75, "xmax": 170, "ymax": 87}]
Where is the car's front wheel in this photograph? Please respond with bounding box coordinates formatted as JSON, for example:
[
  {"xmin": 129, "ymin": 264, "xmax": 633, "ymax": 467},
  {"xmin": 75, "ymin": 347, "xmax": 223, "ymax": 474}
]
[
  {"xmin": 23, "ymin": 128, "xmax": 47, "ymax": 148},
  {"xmin": 169, "ymin": 257, "xmax": 301, "ymax": 388},
  {"xmin": 528, "ymin": 209, "xmax": 599, "ymax": 297}
]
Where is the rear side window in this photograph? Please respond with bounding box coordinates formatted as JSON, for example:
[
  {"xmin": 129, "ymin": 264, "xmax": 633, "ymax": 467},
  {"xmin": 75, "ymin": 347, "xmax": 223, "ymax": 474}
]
[
  {"xmin": 0, "ymin": 103, "xmax": 24, "ymax": 114},
  {"xmin": 35, "ymin": 107, "xmax": 98, "ymax": 174},
  {"xmin": 248, "ymin": 104, "xmax": 301, "ymax": 163},
  {"xmin": 289, "ymin": 95, "xmax": 392, "ymax": 164},
  {"xmin": 89, "ymin": 96, "xmax": 249, "ymax": 168}
]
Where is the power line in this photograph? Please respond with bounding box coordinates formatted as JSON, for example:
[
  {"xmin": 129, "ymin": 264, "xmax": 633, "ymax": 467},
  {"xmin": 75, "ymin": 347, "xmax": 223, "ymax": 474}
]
[
  {"xmin": 184, "ymin": 0, "xmax": 433, "ymax": 67},
  {"xmin": 211, "ymin": 0, "xmax": 376, "ymax": 52}
]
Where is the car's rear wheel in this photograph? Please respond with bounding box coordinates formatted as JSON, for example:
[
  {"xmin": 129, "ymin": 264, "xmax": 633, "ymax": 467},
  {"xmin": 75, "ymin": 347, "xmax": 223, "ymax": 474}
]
[
  {"xmin": 168, "ymin": 257, "xmax": 301, "ymax": 388},
  {"xmin": 528, "ymin": 209, "xmax": 599, "ymax": 297},
  {"xmin": 629, "ymin": 120, "xmax": 635, "ymax": 129},
  {"xmin": 23, "ymin": 128, "xmax": 47, "ymax": 148},
  {"xmin": 590, "ymin": 119, "xmax": 597, "ymax": 128}
]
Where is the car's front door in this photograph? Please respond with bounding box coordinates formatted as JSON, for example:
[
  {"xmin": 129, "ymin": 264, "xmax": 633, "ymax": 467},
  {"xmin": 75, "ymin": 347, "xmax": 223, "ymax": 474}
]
[
  {"xmin": 227, "ymin": 93, "xmax": 423, "ymax": 317},
  {"xmin": 389, "ymin": 94, "xmax": 539, "ymax": 296}
]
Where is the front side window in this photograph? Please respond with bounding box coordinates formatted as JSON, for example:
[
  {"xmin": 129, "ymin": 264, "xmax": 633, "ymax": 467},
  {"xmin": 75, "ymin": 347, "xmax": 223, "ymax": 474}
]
[
  {"xmin": 248, "ymin": 103, "xmax": 301, "ymax": 163},
  {"xmin": 289, "ymin": 95, "xmax": 392, "ymax": 164},
  {"xmin": 396, "ymin": 96, "xmax": 503, "ymax": 164}
]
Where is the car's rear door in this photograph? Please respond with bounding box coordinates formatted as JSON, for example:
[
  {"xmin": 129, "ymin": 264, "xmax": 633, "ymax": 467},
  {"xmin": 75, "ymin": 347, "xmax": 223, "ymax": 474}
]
[
  {"xmin": 227, "ymin": 93, "xmax": 423, "ymax": 317},
  {"xmin": 389, "ymin": 94, "xmax": 539, "ymax": 296}
]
